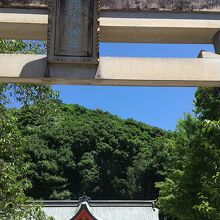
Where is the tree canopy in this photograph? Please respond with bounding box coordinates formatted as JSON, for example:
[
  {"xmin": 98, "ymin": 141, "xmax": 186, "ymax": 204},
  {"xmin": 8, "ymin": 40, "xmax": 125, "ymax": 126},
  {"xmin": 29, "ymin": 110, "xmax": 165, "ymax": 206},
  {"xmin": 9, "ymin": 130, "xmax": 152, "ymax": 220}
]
[
  {"xmin": 0, "ymin": 39, "xmax": 56, "ymax": 220},
  {"xmin": 14, "ymin": 101, "xmax": 171, "ymax": 200},
  {"xmin": 157, "ymin": 88, "xmax": 220, "ymax": 220}
]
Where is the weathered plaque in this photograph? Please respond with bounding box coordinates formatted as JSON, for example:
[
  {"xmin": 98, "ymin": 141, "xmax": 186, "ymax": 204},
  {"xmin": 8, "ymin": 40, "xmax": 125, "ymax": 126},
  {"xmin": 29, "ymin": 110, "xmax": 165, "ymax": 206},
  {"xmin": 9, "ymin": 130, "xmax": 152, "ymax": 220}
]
[{"xmin": 48, "ymin": 0, "xmax": 99, "ymax": 64}]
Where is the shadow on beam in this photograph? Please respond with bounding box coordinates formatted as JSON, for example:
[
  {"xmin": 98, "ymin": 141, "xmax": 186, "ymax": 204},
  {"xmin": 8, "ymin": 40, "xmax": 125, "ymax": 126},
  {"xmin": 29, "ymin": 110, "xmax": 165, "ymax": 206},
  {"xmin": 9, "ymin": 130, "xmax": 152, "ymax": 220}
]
[{"xmin": 0, "ymin": 54, "xmax": 220, "ymax": 87}]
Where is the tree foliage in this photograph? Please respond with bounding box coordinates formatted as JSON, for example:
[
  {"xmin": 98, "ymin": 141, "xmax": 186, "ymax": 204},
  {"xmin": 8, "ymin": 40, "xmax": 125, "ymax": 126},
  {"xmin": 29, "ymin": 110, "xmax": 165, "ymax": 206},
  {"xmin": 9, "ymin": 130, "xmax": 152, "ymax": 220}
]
[
  {"xmin": 157, "ymin": 88, "xmax": 220, "ymax": 220},
  {"xmin": 0, "ymin": 39, "xmax": 56, "ymax": 220},
  {"xmin": 0, "ymin": 40, "xmax": 46, "ymax": 55},
  {"xmin": 195, "ymin": 87, "xmax": 220, "ymax": 120},
  {"xmin": 0, "ymin": 108, "xmax": 53, "ymax": 220},
  {"xmin": 14, "ymin": 102, "xmax": 171, "ymax": 200}
]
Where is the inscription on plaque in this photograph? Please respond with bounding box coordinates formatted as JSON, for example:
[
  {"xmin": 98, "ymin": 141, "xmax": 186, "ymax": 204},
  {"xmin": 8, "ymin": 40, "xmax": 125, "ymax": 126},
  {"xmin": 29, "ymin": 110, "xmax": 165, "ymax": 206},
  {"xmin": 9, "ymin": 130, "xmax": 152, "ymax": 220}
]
[{"xmin": 48, "ymin": 0, "xmax": 99, "ymax": 64}]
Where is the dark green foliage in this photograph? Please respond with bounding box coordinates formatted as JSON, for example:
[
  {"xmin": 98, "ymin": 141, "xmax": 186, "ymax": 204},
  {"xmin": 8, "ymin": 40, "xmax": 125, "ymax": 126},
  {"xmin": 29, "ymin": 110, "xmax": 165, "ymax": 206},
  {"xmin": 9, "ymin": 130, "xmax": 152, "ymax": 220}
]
[{"xmin": 14, "ymin": 102, "xmax": 170, "ymax": 200}]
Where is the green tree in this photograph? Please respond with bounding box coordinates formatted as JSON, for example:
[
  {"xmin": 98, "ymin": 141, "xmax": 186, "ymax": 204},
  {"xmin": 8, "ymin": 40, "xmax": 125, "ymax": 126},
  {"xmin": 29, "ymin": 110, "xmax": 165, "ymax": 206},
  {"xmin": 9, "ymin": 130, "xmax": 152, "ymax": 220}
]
[
  {"xmin": 0, "ymin": 109, "xmax": 53, "ymax": 220},
  {"xmin": 0, "ymin": 39, "xmax": 56, "ymax": 220},
  {"xmin": 13, "ymin": 101, "xmax": 171, "ymax": 201},
  {"xmin": 157, "ymin": 88, "xmax": 220, "ymax": 220},
  {"xmin": 195, "ymin": 87, "xmax": 220, "ymax": 120}
]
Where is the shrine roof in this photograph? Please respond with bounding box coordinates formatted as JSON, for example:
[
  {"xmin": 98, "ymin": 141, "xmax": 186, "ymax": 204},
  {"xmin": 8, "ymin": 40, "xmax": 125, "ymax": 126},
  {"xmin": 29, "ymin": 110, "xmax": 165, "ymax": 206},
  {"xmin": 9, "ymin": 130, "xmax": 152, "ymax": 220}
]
[{"xmin": 42, "ymin": 200, "xmax": 159, "ymax": 220}]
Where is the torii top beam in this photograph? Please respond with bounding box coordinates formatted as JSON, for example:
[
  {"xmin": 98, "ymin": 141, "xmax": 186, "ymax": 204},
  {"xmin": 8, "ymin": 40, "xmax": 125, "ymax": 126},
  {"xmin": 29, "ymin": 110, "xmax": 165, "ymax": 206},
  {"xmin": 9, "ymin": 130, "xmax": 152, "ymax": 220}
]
[{"xmin": 0, "ymin": 0, "xmax": 220, "ymax": 12}]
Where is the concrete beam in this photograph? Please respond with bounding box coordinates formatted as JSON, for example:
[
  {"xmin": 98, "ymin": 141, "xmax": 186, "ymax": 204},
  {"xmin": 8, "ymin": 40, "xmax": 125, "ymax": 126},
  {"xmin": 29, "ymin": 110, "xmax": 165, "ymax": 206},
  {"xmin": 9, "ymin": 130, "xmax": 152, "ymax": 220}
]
[
  {"xmin": 198, "ymin": 50, "xmax": 220, "ymax": 58},
  {"xmin": 0, "ymin": 8, "xmax": 48, "ymax": 40},
  {"xmin": 101, "ymin": 11, "xmax": 220, "ymax": 44},
  {"xmin": 0, "ymin": 8, "xmax": 220, "ymax": 44},
  {"xmin": 0, "ymin": 0, "xmax": 220, "ymax": 12},
  {"xmin": 0, "ymin": 54, "xmax": 220, "ymax": 87}
]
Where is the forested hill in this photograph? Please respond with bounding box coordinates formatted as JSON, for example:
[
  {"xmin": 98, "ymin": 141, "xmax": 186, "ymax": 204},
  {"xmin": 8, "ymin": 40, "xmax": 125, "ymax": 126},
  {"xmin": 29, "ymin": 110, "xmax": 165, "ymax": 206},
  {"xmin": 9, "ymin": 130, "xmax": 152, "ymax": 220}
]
[{"xmin": 14, "ymin": 101, "xmax": 172, "ymax": 201}]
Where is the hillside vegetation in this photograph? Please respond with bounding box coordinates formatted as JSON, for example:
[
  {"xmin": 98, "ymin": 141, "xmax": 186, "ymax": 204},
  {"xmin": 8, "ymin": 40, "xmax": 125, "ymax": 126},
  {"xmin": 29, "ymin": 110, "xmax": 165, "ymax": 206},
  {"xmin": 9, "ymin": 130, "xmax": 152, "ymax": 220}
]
[{"xmin": 15, "ymin": 101, "xmax": 172, "ymax": 200}]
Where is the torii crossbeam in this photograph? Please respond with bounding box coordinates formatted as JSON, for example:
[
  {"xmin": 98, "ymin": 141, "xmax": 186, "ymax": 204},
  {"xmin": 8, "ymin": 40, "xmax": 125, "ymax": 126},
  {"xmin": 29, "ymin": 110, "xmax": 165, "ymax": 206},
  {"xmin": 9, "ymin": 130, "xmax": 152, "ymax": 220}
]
[{"xmin": 0, "ymin": 0, "xmax": 220, "ymax": 87}]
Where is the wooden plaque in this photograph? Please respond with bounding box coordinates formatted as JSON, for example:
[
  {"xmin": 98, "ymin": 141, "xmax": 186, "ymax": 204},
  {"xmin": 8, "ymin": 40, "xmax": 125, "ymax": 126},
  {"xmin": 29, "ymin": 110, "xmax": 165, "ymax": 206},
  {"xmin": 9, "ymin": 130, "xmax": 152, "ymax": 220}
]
[{"xmin": 48, "ymin": 0, "xmax": 99, "ymax": 64}]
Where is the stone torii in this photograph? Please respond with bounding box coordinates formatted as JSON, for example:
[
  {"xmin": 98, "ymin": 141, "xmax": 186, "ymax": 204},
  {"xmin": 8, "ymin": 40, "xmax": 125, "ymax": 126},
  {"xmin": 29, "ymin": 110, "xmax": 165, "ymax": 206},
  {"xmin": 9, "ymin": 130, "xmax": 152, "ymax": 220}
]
[{"xmin": 0, "ymin": 0, "xmax": 220, "ymax": 86}]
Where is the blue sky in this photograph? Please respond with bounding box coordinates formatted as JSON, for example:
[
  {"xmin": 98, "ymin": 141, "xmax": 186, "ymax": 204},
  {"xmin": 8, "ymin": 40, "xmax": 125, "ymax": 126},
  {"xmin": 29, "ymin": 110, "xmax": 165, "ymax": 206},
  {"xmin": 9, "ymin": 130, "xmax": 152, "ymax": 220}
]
[{"xmin": 54, "ymin": 43, "xmax": 214, "ymax": 131}]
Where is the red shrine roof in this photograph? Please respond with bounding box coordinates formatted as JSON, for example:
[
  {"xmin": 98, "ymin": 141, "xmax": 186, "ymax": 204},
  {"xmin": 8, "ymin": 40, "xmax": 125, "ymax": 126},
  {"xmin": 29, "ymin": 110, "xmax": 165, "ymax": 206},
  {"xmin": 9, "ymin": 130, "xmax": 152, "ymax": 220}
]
[
  {"xmin": 74, "ymin": 210, "xmax": 93, "ymax": 220},
  {"xmin": 70, "ymin": 198, "xmax": 98, "ymax": 220}
]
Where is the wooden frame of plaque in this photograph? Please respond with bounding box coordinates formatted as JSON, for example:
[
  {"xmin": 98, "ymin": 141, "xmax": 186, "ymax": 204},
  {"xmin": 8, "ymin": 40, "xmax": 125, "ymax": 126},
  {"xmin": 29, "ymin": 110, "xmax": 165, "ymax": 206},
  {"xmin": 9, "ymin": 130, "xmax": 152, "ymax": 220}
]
[{"xmin": 48, "ymin": 0, "xmax": 99, "ymax": 64}]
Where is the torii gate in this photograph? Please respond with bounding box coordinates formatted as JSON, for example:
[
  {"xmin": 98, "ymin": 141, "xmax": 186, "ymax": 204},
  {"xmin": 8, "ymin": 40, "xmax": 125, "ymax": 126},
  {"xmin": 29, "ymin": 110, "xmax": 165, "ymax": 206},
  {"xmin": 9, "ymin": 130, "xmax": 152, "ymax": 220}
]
[{"xmin": 0, "ymin": 0, "xmax": 220, "ymax": 87}]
